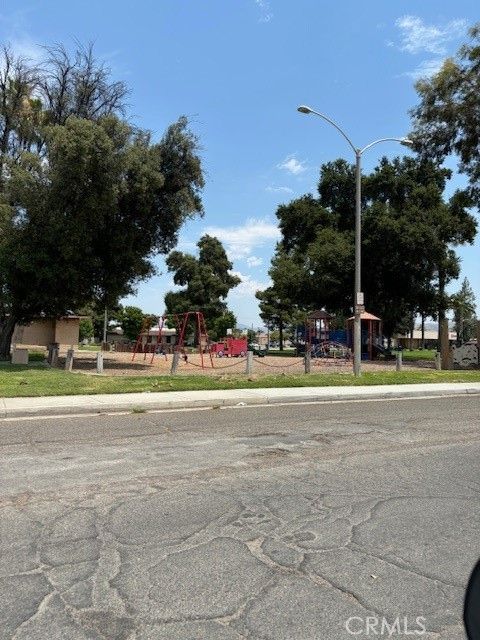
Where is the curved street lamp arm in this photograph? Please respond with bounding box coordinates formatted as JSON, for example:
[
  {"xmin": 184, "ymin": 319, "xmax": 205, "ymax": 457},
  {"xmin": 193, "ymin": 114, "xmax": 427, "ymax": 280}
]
[
  {"xmin": 360, "ymin": 137, "xmax": 410, "ymax": 155},
  {"xmin": 305, "ymin": 108, "xmax": 357, "ymax": 154}
]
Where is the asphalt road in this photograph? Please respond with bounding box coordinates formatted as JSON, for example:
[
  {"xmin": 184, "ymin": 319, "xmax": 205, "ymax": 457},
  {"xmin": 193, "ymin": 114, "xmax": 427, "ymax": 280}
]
[{"xmin": 0, "ymin": 395, "xmax": 479, "ymax": 639}]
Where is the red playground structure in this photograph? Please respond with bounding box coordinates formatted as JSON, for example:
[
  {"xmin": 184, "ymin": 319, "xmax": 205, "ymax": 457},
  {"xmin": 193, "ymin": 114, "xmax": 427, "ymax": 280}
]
[
  {"xmin": 305, "ymin": 310, "xmax": 331, "ymax": 349},
  {"xmin": 132, "ymin": 311, "xmax": 214, "ymax": 369},
  {"xmin": 211, "ymin": 337, "xmax": 248, "ymax": 357}
]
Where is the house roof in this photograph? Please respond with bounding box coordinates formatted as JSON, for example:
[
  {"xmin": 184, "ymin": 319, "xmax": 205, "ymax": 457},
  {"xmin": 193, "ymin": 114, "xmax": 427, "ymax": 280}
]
[
  {"xmin": 308, "ymin": 310, "xmax": 331, "ymax": 320},
  {"xmin": 143, "ymin": 327, "xmax": 176, "ymax": 336},
  {"xmin": 347, "ymin": 312, "xmax": 381, "ymax": 321},
  {"xmin": 107, "ymin": 326, "xmax": 124, "ymax": 335}
]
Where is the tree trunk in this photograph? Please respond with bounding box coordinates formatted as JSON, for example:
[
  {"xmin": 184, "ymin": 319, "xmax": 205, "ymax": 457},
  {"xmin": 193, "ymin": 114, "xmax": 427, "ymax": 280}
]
[
  {"xmin": 279, "ymin": 318, "xmax": 284, "ymax": 351},
  {"xmin": 421, "ymin": 313, "xmax": 425, "ymax": 350},
  {"xmin": 409, "ymin": 312, "xmax": 414, "ymax": 350},
  {"xmin": 438, "ymin": 268, "xmax": 446, "ymax": 350},
  {"xmin": 0, "ymin": 316, "xmax": 17, "ymax": 360}
]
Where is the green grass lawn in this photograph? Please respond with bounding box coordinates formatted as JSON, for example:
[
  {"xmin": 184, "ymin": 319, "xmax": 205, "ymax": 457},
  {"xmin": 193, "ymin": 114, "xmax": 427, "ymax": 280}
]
[
  {"xmin": 28, "ymin": 350, "xmax": 47, "ymax": 362},
  {"xmin": 0, "ymin": 361, "xmax": 479, "ymax": 397},
  {"xmin": 401, "ymin": 349, "xmax": 436, "ymax": 361},
  {"xmin": 267, "ymin": 349, "xmax": 438, "ymax": 360}
]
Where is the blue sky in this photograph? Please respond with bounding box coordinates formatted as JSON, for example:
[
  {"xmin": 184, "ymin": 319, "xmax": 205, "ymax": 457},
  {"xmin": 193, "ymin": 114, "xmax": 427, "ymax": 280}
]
[{"xmin": 2, "ymin": 1, "xmax": 479, "ymax": 327}]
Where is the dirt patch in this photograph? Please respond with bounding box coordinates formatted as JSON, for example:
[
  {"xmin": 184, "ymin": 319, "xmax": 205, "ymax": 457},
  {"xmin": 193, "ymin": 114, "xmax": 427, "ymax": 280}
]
[{"xmin": 59, "ymin": 351, "xmax": 430, "ymax": 377}]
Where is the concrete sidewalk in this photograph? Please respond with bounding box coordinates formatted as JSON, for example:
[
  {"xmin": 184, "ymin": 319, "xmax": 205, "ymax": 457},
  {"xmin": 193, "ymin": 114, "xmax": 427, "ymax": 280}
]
[{"xmin": 0, "ymin": 382, "xmax": 479, "ymax": 418}]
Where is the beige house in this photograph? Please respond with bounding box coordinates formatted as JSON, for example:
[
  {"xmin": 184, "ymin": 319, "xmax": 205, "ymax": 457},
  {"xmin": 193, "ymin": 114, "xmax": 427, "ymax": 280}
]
[
  {"xmin": 257, "ymin": 332, "xmax": 269, "ymax": 347},
  {"xmin": 396, "ymin": 329, "xmax": 456, "ymax": 350},
  {"xmin": 106, "ymin": 326, "xmax": 125, "ymax": 344},
  {"xmin": 139, "ymin": 326, "xmax": 177, "ymax": 353},
  {"xmin": 12, "ymin": 316, "xmax": 80, "ymax": 350}
]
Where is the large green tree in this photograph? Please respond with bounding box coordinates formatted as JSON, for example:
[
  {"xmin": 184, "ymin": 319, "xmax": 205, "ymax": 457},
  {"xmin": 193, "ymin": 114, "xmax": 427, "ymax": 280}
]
[
  {"xmin": 255, "ymin": 248, "xmax": 299, "ymax": 350},
  {"xmin": 164, "ymin": 235, "xmax": 240, "ymax": 339},
  {"xmin": 264, "ymin": 156, "xmax": 475, "ymax": 340},
  {"xmin": 256, "ymin": 288, "xmax": 290, "ymax": 351},
  {"xmin": 363, "ymin": 157, "xmax": 475, "ymax": 338},
  {"xmin": 451, "ymin": 278, "xmax": 477, "ymax": 343},
  {"xmin": 119, "ymin": 306, "xmax": 146, "ymax": 342},
  {"xmin": 79, "ymin": 318, "xmax": 94, "ymax": 342},
  {"xmin": 211, "ymin": 310, "xmax": 237, "ymax": 340},
  {"xmin": 411, "ymin": 24, "xmax": 480, "ymax": 206},
  {"xmin": 0, "ymin": 45, "xmax": 204, "ymax": 358}
]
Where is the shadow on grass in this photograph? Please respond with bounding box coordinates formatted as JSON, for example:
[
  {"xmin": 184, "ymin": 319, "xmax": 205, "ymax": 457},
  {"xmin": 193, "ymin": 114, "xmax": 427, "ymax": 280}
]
[
  {"xmin": 0, "ymin": 361, "xmax": 49, "ymax": 371},
  {"xmin": 58, "ymin": 356, "xmax": 153, "ymax": 372}
]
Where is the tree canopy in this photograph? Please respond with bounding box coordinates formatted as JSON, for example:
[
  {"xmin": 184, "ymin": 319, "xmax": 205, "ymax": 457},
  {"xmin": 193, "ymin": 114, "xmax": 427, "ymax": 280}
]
[
  {"xmin": 164, "ymin": 235, "xmax": 240, "ymax": 339},
  {"xmin": 211, "ymin": 310, "xmax": 237, "ymax": 340},
  {"xmin": 411, "ymin": 23, "xmax": 480, "ymax": 207},
  {"xmin": 0, "ymin": 44, "xmax": 204, "ymax": 358},
  {"xmin": 78, "ymin": 318, "xmax": 94, "ymax": 342},
  {"xmin": 259, "ymin": 156, "xmax": 476, "ymax": 339},
  {"xmin": 118, "ymin": 306, "xmax": 147, "ymax": 342},
  {"xmin": 115, "ymin": 306, "xmax": 158, "ymax": 342},
  {"xmin": 255, "ymin": 249, "xmax": 299, "ymax": 350},
  {"xmin": 451, "ymin": 278, "xmax": 477, "ymax": 343}
]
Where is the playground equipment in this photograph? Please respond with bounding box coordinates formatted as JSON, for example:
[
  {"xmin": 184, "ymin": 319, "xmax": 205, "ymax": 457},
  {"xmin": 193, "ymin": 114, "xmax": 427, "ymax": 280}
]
[
  {"xmin": 294, "ymin": 310, "xmax": 332, "ymax": 355},
  {"xmin": 211, "ymin": 337, "xmax": 247, "ymax": 357},
  {"xmin": 295, "ymin": 310, "xmax": 351, "ymax": 362},
  {"xmin": 299, "ymin": 309, "xmax": 385, "ymax": 362},
  {"xmin": 346, "ymin": 311, "xmax": 382, "ymax": 360},
  {"xmin": 305, "ymin": 310, "xmax": 331, "ymax": 347},
  {"xmin": 310, "ymin": 340, "xmax": 351, "ymax": 361},
  {"xmin": 132, "ymin": 311, "xmax": 214, "ymax": 368}
]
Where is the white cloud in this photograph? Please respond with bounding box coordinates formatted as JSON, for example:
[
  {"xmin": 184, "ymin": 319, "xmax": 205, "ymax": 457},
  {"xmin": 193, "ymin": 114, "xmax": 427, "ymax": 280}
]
[
  {"xmin": 204, "ymin": 217, "xmax": 280, "ymax": 259},
  {"xmin": 395, "ymin": 15, "xmax": 467, "ymax": 55},
  {"xmin": 277, "ymin": 154, "xmax": 307, "ymax": 175},
  {"xmin": 266, "ymin": 185, "xmax": 294, "ymax": 195},
  {"xmin": 246, "ymin": 256, "xmax": 263, "ymax": 267},
  {"xmin": 402, "ymin": 58, "xmax": 445, "ymax": 80},
  {"xmin": 254, "ymin": 0, "xmax": 273, "ymax": 23},
  {"xmin": 392, "ymin": 16, "xmax": 467, "ymax": 81},
  {"xmin": 230, "ymin": 271, "xmax": 270, "ymax": 297}
]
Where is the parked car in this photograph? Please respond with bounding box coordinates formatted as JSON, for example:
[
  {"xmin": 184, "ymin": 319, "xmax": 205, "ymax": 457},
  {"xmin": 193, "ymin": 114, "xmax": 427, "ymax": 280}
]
[{"xmin": 248, "ymin": 343, "xmax": 266, "ymax": 357}]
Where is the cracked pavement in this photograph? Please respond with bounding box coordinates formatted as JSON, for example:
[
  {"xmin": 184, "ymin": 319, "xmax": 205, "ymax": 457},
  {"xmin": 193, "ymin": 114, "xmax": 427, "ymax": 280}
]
[{"xmin": 0, "ymin": 395, "xmax": 479, "ymax": 639}]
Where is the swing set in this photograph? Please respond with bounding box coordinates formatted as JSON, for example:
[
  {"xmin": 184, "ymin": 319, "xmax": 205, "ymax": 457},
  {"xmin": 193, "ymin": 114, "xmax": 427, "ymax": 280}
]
[{"xmin": 131, "ymin": 311, "xmax": 214, "ymax": 368}]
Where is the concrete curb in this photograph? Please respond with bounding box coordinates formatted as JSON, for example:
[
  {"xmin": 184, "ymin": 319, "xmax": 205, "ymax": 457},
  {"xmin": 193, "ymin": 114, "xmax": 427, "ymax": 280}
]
[{"xmin": 1, "ymin": 382, "xmax": 479, "ymax": 419}]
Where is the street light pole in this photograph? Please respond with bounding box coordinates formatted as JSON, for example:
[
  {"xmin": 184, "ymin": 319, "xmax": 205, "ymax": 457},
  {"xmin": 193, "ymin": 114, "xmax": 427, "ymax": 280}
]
[
  {"xmin": 103, "ymin": 306, "xmax": 108, "ymax": 345},
  {"xmin": 297, "ymin": 105, "xmax": 412, "ymax": 376},
  {"xmin": 354, "ymin": 149, "xmax": 362, "ymax": 377}
]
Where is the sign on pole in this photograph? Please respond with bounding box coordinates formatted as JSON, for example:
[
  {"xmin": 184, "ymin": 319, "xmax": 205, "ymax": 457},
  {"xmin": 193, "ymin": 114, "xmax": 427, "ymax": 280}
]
[{"xmin": 356, "ymin": 292, "xmax": 364, "ymax": 306}]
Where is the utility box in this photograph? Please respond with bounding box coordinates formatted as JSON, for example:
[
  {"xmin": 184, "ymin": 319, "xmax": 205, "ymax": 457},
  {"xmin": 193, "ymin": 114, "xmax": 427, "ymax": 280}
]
[{"xmin": 12, "ymin": 348, "xmax": 29, "ymax": 365}]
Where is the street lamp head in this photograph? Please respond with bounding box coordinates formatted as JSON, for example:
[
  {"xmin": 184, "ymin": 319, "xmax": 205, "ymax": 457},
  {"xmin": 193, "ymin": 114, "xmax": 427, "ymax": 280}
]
[
  {"xmin": 401, "ymin": 137, "xmax": 414, "ymax": 146},
  {"xmin": 297, "ymin": 105, "xmax": 313, "ymax": 114}
]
